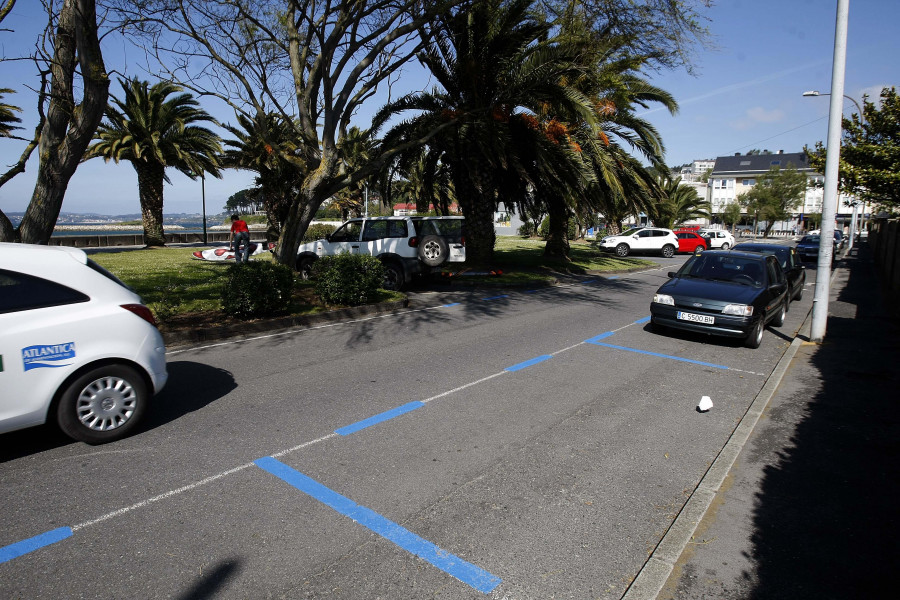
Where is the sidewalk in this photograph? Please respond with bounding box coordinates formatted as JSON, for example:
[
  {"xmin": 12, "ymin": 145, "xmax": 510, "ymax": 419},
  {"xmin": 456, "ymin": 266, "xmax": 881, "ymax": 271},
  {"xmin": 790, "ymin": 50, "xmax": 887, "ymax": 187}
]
[{"xmin": 648, "ymin": 242, "xmax": 900, "ymax": 598}]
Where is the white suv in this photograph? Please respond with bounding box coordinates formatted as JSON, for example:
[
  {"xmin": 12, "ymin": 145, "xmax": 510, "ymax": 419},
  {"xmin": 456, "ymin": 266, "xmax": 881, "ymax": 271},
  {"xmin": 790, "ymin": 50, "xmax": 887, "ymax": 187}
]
[
  {"xmin": 0, "ymin": 243, "xmax": 168, "ymax": 444},
  {"xmin": 599, "ymin": 227, "xmax": 679, "ymax": 257},
  {"xmin": 296, "ymin": 216, "xmax": 466, "ymax": 290},
  {"xmin": 698, "ymin": 228, "xmax": 735, "ymax": 250}
]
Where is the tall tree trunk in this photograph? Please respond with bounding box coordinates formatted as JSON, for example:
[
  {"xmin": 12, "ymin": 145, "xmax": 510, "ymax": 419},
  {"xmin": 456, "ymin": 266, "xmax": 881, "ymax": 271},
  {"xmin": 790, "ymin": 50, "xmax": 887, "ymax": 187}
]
[
  {"xmin": 273, "ymin": 154, "xmax": 338, "ymax": 266},
  {"xmin": 543, "ymin": 195, "xmax": 571, "ymax": 259},
  {"xmin": 452, "ymin": 162, "xmax": 496, "ymax": 265},
  {"xmin": 16, "ymin": 0, "xmax": 108, "ymax": 244},
  {"xmin": 134, "ymin": 161, "xmax": 167, "ymax": 246}
]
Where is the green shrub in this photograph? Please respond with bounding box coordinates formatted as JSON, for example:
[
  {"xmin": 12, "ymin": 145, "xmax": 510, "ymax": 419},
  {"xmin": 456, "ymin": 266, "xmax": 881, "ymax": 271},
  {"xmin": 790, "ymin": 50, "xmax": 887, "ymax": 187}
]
[
  {"xmin": 313, "ymin": 253, "xmax": 384, "ymax": 306},
  {"xmin": 538, "ymin": 216, "xmax": 577, "ymax": 240},
  {"xmin": 221, "ymin": 261, "xmax": 295, "ymax": 319},
  {"xmin": 304, "ymin": 223, "xmax": 337, "ymax": 242},
  {"xmin": 517, "ymin": 222, "xmax": 535, "ymax": 238}
]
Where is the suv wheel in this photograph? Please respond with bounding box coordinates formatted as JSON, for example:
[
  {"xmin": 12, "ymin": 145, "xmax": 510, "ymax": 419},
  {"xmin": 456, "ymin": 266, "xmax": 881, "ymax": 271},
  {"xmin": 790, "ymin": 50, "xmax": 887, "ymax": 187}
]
[
  {"xmin": 418, "ymin": 235, "xmax": 449, "ymax": 267},
  {"xmin": 615, "ymin": 243, "xmax": 630, "ymax": 257},
  {"xmin": 661, "ymin": 244, "xmax": 675, "ymax": 258},
  {"xmin": 57, "ymin": 365, "xmax": 148, "ymax": 444},
  {"xmin": 297, "ymin": 256, "xmax": 315, "ymax": 280},
  {"xmin": 381, "ymin": 261, "xmax": 404, "ymax": 291}
]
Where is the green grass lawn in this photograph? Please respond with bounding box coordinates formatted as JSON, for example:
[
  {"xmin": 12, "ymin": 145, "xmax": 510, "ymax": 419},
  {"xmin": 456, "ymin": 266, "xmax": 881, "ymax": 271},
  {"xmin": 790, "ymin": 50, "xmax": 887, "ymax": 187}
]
[{"xmin": 90, "ymin": 237, "xmax": 652, "ymax": 325}]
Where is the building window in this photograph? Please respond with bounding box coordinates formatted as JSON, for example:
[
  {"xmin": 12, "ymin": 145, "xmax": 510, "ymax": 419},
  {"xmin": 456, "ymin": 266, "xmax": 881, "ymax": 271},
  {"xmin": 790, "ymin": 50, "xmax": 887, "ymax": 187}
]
[{"xmin": 742, "ymin": 179, "xmax": 756, "ymax": 186}]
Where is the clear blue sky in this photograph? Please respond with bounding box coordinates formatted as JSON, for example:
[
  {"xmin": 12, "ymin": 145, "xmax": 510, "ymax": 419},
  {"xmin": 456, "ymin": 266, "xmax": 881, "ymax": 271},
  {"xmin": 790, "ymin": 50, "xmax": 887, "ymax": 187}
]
[{"xmin": 1, "ymin": 1, "xmax": 897, "ymax": 216}]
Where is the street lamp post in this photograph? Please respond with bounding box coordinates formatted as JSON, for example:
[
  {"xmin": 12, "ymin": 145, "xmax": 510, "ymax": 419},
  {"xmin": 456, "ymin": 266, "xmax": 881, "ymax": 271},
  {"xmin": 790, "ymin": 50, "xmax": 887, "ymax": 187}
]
[
  {"xmin": 806, "ymin": 0, "xmax": 849, "ymax": 343},
  {"xmin": 802, "ymin": 90, "xmax": 862, "ymax": 116},
  {"xmin": 200, "ymin": 171, "xmax": 208, "ymax": 245}
]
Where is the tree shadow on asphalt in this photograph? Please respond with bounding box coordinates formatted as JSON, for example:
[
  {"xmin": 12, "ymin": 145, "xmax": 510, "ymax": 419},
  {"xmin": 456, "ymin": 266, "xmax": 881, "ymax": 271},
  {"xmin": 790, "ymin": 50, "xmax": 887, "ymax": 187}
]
[
  {"xmin": 746, "ymin": 250, "xmax": 900, "ymax": 598},
  {"xmin": 0, "ymin": 361, "xmax": 235, "ymax": 462},
  {"xmin": 252, "ymin": 275, "xmax": 647, "ymax": 351}
]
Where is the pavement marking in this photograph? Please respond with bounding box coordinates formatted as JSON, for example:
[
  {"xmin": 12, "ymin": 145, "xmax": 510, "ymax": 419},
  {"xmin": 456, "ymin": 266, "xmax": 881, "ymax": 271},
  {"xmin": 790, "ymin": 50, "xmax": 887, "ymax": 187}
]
[
  {"xmin": 482, "ymin": 294, "xmax": 509, "ymax": 301},
  {"xmin": 606, "ymin": 275, "xmax": 620, "ymax": 280},
  {"xmin": 505, "ymin": 355, "xmax": 553, "ymax": 372},
  {"xmin": 441, "ymin": 302, "xmax": 461, "ymax": 308},
  {"xmin": 0, "ymin": 527, "xmax": 73, "ymax": 563},
  {"xmin": 634, "ymin": 316, "xmax": 652, "ymax": 324},
  {"xmin": 254, "ymin": 457, "xmax": 502, "ymax": 594},
  {"xmin": 335, "ymin": 401, "xmax": 425, "ymax": 436},
  {"xmin": 3, "ymin": 292, "xmax": 748, "ymax": 566},
  {"xmin": 587, "ymin": 341, "xmax": 730, "ymax": 370}
]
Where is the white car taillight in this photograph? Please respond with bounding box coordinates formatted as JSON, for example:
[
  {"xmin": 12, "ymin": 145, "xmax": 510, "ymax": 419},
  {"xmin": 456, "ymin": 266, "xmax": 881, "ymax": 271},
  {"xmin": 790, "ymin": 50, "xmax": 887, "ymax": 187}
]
[{"xmin": 121, "ymin": 304, "xmax": 158, "ymax": 328}]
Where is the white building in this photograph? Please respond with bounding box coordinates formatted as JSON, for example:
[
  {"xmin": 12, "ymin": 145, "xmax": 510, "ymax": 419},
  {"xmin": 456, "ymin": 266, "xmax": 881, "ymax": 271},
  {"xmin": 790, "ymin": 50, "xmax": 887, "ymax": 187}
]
[{"xmin": 707, "ymin": 151, "xmax": 871, "ymax": 233}]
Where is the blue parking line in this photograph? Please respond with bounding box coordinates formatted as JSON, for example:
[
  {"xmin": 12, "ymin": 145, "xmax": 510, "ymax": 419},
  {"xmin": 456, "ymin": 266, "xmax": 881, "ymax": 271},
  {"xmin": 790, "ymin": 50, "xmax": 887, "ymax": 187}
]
[
  {"xmin": 336, "ymin": 401, "xmax": 425, "ymax": 436},
  {"xmin": 634, "ymin": 316, "xmax": 651, "ymax": 324},
  {"xmin": 505, "ymin": 355, "xmax": 552, "ymax": 372},
  {"xmin": 606, "ymin": 275, "xmax": 620, "ymax": 280},
  {"xmin": 589, "ymin": 342, "xmax": 729, "ymax": 370},
  {"xmin": 254, "ymin": 458, "xmax": 502, "ymax": 594},
  {"xmin": 482, "ymin": 294, "xmax": 509, "ymax": 301},
  {"xmin": 0, "ymin": 527, "xmax": 73, "ymax": 564},
  {"xmin": 584, "ymin": 332, "xmax": 615, "ymax": 344},
  {"xmin": 581, "ymin": 279, "xmax": 597, "ymax": 284},
  {"xmin": 441, "ymin": 303, "xmax": 461, "ymax": 308}
]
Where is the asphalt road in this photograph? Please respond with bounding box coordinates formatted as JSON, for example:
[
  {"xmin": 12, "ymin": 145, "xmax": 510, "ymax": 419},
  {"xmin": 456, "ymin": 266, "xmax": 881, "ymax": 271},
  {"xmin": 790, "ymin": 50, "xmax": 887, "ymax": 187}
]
[{"xmin": 0, "ymin": 246, "xmax": 816, "ymax": 599}]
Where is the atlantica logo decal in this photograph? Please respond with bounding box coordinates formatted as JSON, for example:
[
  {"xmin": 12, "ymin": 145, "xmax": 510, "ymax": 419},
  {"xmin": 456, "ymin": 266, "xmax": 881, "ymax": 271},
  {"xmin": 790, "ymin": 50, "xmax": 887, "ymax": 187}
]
[{"xmin": 22, "ymin": 343, "xmax": 76, "ymax": 371}]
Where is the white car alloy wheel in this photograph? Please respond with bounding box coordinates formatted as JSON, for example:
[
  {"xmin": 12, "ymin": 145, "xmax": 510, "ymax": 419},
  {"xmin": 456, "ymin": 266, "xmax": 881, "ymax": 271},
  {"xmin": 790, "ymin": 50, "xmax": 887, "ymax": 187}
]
[{"xmin": 57, "ymin": 365, "xmax": 148, "ymax": 444}]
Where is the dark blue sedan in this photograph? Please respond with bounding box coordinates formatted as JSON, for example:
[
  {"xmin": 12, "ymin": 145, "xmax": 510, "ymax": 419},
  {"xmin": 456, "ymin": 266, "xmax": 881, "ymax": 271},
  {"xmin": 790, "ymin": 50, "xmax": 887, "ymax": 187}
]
[{"xmin": 650, "ymin": 250, "xmax": 790, "ymax": 348}]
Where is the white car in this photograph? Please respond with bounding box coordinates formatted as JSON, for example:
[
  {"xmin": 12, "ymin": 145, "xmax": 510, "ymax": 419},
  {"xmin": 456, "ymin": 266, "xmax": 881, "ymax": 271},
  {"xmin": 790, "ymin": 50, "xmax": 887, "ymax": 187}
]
[
  {"xmin": 598, "ymin": 227, "xmax": 679, "ymax": 257},
  {"xmin": 698, "ymin": 229, "xmax": 735, "ymax": 250},
  {"xmin": 0, "ymin": 243, "xmax": 168, "ymax": 444}
]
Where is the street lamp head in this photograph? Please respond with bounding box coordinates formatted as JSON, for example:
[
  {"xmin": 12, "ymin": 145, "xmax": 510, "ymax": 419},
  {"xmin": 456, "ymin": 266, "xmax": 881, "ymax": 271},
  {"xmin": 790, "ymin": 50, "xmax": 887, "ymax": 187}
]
[{"xmin": 802, "ymin": 90, "xmax": 821, "ymax": 97}]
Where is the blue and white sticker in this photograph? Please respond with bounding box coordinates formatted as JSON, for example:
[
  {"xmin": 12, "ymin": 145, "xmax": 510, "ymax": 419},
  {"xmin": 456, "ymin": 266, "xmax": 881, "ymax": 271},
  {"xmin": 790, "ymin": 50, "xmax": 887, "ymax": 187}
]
[{"xmin": 22, "ymin": 343, "xmax": 76, "ymax": 371}]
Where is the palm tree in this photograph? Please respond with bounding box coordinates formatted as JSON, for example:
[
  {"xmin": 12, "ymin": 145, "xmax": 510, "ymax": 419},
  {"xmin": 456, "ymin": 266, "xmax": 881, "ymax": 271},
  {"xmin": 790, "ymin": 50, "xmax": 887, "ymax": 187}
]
[
  {"xmin": 0, "ymin": 88, "xmax": 23, "ymax": 139},
  {"xmin": 223, "ymin": 112, "xmax": 303, "ymax": 240},
  {"xmin": 88, "ymin": 78, "xmax": 222, "ymax": 246},
  {"xmin": 375, "ymin": 0, "xmax": 596, "ymax": 264},
  {"xmin": 650, "ymin": 176, "xmax": 710, "ymax": 229},
  {"xmin": 332, "ymin": 126, "xmax": 376, "ymax": 219}
]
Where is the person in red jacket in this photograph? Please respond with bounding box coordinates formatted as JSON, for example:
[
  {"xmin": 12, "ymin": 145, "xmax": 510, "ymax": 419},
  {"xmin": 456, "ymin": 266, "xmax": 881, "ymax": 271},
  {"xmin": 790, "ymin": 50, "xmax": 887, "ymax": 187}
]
[{"xmin": 230, "ymin": 214, "xmax": 251, "ymax": 263}]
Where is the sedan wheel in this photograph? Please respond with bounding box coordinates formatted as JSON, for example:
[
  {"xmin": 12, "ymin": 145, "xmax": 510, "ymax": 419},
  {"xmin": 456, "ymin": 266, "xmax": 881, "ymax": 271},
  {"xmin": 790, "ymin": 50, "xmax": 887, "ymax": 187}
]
[
  {"xmin": 57, "ymin": 365, "xmax": 148, "ymax": 444},
  {"xmin": 744, "ymin": 319, "xmax": 763, "ymax": 349},
  {"xmin": 721, "ymin": 242, "xmax": 730, "ymax": 250}
]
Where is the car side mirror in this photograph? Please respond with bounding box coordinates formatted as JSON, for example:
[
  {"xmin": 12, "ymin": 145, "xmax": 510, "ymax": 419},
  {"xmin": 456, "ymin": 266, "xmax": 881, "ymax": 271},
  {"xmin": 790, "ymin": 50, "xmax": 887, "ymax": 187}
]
[
  {"xmin": 667, "ymin": 271, "xmax": 676, "ymax": 278},
  {"xmin": 633, "ymin": 235, "xmax": 640, "ymax": 240}
]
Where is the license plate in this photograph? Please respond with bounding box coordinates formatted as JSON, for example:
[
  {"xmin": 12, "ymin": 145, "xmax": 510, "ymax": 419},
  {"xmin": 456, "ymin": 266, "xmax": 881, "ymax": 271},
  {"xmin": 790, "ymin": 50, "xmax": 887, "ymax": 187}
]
[{"xmin": 677, "ymin": 311, "xmax": 714, "ymax": 324}]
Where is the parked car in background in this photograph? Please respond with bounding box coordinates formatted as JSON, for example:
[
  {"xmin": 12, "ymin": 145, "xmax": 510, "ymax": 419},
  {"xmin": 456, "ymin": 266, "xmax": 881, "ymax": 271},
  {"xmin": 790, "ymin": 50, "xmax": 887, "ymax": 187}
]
[
  {"xmin": 697, "ymin": 228, "xmax": 736, "ymax": 250},
  {"xmin": 674, "ymin": 230, "xmax": 708, "ymax": 254},
  {"xmin": 650, "ymin": 250, "xmax": 790, "ymax": 348},
  {"xmin": 0, "ymin": 243, "xmax": 168, "ymax": 444},
  {"xmin": 598, "ymin": 227, "xmax": 679, "ymax": 257},
  {"xmin": 295, "ymin": 216, "xmax": 466, "ymax": 290},
  {"xmin": 733, "ymin": 242, "xmax": 806, "ymax": 300},
  {"xmin": 795, "ymin": 234, "xmax": 837, "ymax": 263}
]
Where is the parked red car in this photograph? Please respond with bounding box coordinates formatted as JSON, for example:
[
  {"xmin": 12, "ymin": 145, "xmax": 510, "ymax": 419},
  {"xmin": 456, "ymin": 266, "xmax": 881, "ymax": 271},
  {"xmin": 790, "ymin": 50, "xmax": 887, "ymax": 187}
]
[{"xmin": 675, "ymin": 230, "xmax": 708, "ymax": 254}]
